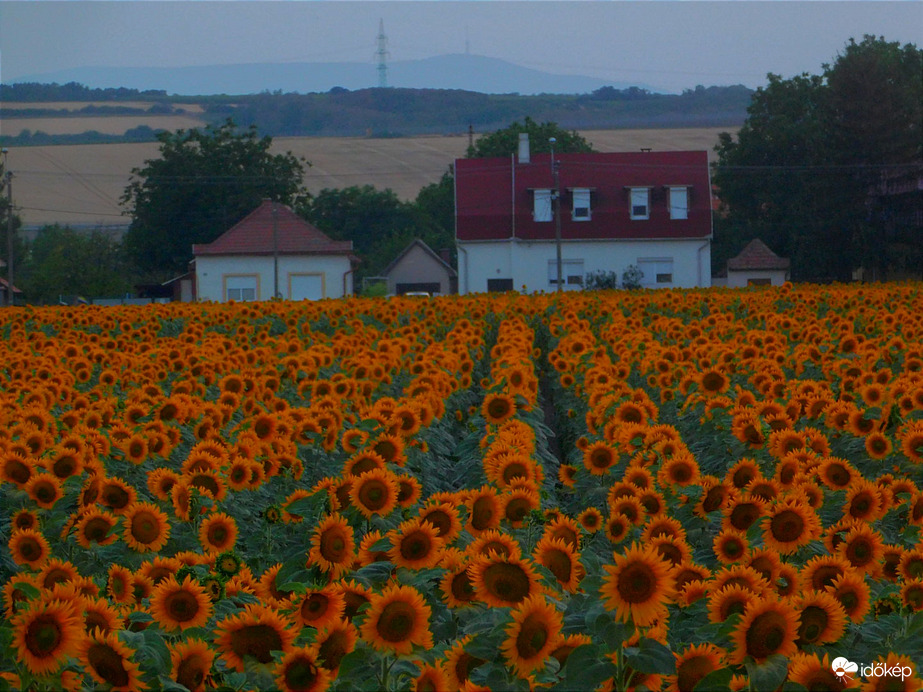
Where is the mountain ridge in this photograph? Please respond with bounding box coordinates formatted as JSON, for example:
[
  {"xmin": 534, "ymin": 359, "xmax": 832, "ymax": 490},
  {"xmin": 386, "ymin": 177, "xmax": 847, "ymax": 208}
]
[{"xmin": 12, "ymin": 53, "xmax": 665, "ymax": 97}]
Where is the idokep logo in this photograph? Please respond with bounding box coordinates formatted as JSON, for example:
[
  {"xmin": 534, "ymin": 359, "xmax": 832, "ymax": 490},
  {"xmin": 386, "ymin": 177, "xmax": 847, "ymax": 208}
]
[{"xmin": 831, "ymin": 656, "xmax": 914, "ymax": 684}]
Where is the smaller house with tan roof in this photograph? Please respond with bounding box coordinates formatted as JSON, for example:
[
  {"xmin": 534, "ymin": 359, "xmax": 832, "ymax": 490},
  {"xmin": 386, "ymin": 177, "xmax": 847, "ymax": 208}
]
[
  {"xmin": 192, "ymin": 200, "xmax": 357, "ymax": 302},
  {"xmin": 720, "ymin": 238, "xmax": 790, "ymax": 287}
]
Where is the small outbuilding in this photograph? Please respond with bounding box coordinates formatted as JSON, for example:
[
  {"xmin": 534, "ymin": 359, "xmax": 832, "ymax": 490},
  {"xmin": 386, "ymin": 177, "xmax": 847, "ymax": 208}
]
[
  {"xmin": 192, "ymin": 201, "xmax": 357, "ymax": 302},
  {"xmin": 723, "ymin": 238, "xmax": 790, "ymax": 287},
  {"xmin": 382, "ymin": 239, "xmax": 457, "ymax": 295}
]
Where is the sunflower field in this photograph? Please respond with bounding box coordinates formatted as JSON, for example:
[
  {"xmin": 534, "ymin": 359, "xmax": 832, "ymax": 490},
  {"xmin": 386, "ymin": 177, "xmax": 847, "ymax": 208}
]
[{"xmin": 2, "ymin": 283, "xmax": 923, "ymax": 692}]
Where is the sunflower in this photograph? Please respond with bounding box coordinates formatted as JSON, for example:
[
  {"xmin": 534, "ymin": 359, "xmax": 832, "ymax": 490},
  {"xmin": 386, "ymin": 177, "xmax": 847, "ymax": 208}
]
[
  {"xmin": 465, "ymin": 486, "xmax": 502, "ymax": 534},
  {"xmin": 722, "ymin": 493, "xmax": 767, "ymax": 533},
  {"xmin": 1, "ymin": 452, "xmax": 34, "ymax": 487},
  {"xmin": 413, "ymin": 663, "xmax": 452, "ymax": 692},
  {"xmin": 308, "ymin": 513, "xmax": 355, "ymax": 579},
  {"xmin": 105, "ymin": 564, "xmax": 134, "ymax": 605},
  {"xmin": 80, "ymin": 595, "xmax": 122, "ymax": 635},
  {"xmin": 788, "ymin": 652, "xmax": 859, "ymax": 690},
  {"xmin": 469, "ymin": 554, "xmax": 541, "ymax": 608},
  {"xmin": 440, "ymin": 558, "xmax": 478, "ymax": 609},
  {"xmin": 418, "ymin": 502, "xmax": 463, "ymax": 543},
  {"xmin": 359, "ymin": 583, "xmax": 433, "ymax": 656},
  {"xmin": 658, "ymin": 452, "xmax": 701, "ymax": 488},
  {"xmin": 844, "ymin": 479, "xmax": 885, "ymax": 522},
  {"xmin": 818, "ymin": 457, "xmax": 856, "ymax": 490},
  {"xmin": 8, "ymin": 528, "xmax": 51, "ymax": 569},
  {"xmin": 443, "ymin": 635, "xmax": 487, "ymax": 690},
  {"xmin": 388, "ymin": 518, "xmax": 445, "ymax": 570},
  {"xmin": 332, "ymin": 579, "xmax": 372, "ymax": 622},
  {"xmin": 583, "ymin": 441, "xmax": 619, "ymax": 475},
  {"xmin": 577, "ymin": 507, "xmax": 604, "ymax": 533},
  {"xmin": 502, "ymin": 487, "xmax": 540, "ymax": 528},
  {"xmin": 500, "ymin": 593, "xmax": 563, "ymax": 678},
  {"xmin": 149, "ymin": 575, "xmax": 212, "ymax": 632},
  {"xmin": 25, "ymin": 473, "xmax": 63, "ymax": 509},
  {"xmin": 606, "ymin": 514, "xmax": 632, "ymax": 544},
  {"xmin": 534, "ymin": 536, "xmax": 583, "ymax": 593},
  {"xmin": 859, "ymin": 653, "xmax": 919, "ymax": 692},
  {"xmin": 122, "ymin": 502, "xmax": 171, "ymax": 553},
  {"xmin": 600, "ymin": 542, "xmax": 675, "ymax": 626},
  {"xmin": 214, "ymin": 603, "xmax": 296, "ymax": 672},
  {"xmin": 838, "ymin": 524, "xmax": 885, "ymax": 575},
  {"xmin": 901, "ymin": 578, "xmax": 923, "ymax": 612},
  {"xmin": 349, "ymin": 467, "xmax": 399, "ymax": 519},
  {"xmin": 482, "ymin": 393, "xmax": 516, "ymax": 425},
  {"xmin": 794, "ymin": 590, "xmax": 847, "ymax": 646},
  {"xmin": 826, "ymin": 571, "xmax": 871, "ymax": 623},
  {"xmin": 729, "ymin": 595, "xmax": 800, "ymax": 665},
  {"xmin": 294, "ymin": 586, "xmax": 345, "ymax": 631},
  {"xmin": 99, "ymin": 477, "xmax": 137, "ymax": 514},
  {"xmin": 761, "ymin": 498, "xmax": 821, "ymax": 555},
  {"xmin": 315, "ymin": 620, "xmax": 359, "ymax": 673},
  {"xmin": 544, "ymin": 515, "xmax": 581, "ymax": 550},
  {"xmin": 713, "ymin": 529, "xmax": 748, "ymax": 564},
  {"xmin": 147, "ymin": 468, "xmax": 181, "ymax": 501},
  {"xmin": 78, "ymin": 628, "xmax": 147, "ymax": 691},
  {"xmin": 168, "ymin": 639, "xmax": 214, "ymax": 692},
  {"xmin": 706, "ymin": 584, "xmax": 759, "ymax": 624},
  {"xmin": 665, "ymin": 643, "xmax": 725, "ymax": 692},
  {"xmin": 12, "ymin": 598, "xmax": 84, "ymax": 675},
  {"xmin": 865, "ymin": 432, "xmax": 894, "ymax": 460},
  {"xmin": 198, "ymin": 512, "xmax": 238, "ymax": 554},
  {"xmin": 396, "ymin": 474, "xmax": 423, "ymax": 508}
]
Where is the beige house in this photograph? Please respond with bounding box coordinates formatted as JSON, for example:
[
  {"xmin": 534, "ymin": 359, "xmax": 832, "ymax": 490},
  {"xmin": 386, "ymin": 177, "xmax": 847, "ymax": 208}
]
[
  {"xmin": 382, "ymin": 239, "xmax": 457, "ymax": 295},
  {"xmin": 193, "ymin": 201, "xmax": 357, "ymax": 302},
  {"xmin": 720, "ymin": 238, "xmax": 790, "ymax": 287}
]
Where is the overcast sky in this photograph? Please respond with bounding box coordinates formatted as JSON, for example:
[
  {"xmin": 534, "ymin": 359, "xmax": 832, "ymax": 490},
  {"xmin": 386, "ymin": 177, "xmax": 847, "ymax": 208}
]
[{"xmin": 1, "ymin": 1, "xmax": 921, "ymax": 93}]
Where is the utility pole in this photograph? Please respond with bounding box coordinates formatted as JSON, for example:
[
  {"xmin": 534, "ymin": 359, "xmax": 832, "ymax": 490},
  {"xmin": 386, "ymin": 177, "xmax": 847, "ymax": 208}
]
[
  {"xmin": 550, "ymin": 138, "xmax": 563, "ymax": 292},
  {"xmin": 2, "ymin": 149, "xmax": 12, "ymax": 306},
  {"xmin": 272, "ymin": 201, "xmax": 280, "ymax": 299}
]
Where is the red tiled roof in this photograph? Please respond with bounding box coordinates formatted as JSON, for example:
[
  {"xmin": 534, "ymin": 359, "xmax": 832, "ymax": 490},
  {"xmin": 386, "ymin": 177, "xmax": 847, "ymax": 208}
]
[
  {"xmin": 193, "ymin": 201, "xmax": 354, "ymax": 257},
  {"xmin": 727, "ymin": 238, "xmax": 790, "ymax": 271}
]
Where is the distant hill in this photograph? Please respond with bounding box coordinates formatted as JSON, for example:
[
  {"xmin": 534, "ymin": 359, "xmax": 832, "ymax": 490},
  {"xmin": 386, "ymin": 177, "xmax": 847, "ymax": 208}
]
[{"xmin": 12, "ymin": 53, "xmax": 656, "ymax": 97}]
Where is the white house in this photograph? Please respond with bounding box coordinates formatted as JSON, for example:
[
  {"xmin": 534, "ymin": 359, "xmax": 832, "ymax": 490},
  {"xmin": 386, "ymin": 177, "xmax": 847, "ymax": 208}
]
[
  {"xmin": 454, "ymin": 138, "xmax": 713, "ymax": 293},
  {"xmin": 192, "ymin": 200, "xmax": 357, "ymax": 302}
]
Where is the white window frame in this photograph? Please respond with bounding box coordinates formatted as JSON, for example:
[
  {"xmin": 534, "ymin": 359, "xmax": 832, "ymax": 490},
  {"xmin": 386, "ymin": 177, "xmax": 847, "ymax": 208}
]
[
  {"xmin": 224, "ymin": 274, "xmax": 259, "ymax": 302},
  {"xmin": 548, "ymin": 259, "xmax": 585, "ymax": 288},
  {"xmin": 637, "ymin": 258, "xmax": 674, "ymax": 288},
  {"xmin": 533, "ymin": 189, "xmax": 552, "ymax": 222},
  {"xmin": 630, "ymin": 187, "xmax": 651, "ymax": 220},
  {"xmin": 668, "ymin": 186, "xmax": 689, "ymax": 220},
  {"xmin": 571, "ymin": 188, "xmax": 592, "ymax": 221}
]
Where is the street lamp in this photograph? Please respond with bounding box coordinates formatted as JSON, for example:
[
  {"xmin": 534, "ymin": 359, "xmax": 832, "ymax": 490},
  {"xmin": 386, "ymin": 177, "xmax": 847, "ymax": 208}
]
[
  {"xmin": 1, "ymin": 149, "xmax": 12, "ymax": 307},
  {"xmin": 549, "ymin": 138, "xmax": 563, "ymax": 292}
]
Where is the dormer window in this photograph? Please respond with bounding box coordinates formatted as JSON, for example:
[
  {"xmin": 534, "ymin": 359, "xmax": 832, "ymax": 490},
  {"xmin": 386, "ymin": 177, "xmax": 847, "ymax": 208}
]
[
  {"xmin": 571, "ymin": 188, "xmax": 592, "ymax": 221},
  {"xmin": 667, "ymin": 186, "xmax": 689, "ymax": 220},
  {"xmin": 629, "ymin": 187, "xmax": 651, "ymax": 220},
  {"xmin": 533, "ymin": 189, "xmax": 552, "ymax": 222}
]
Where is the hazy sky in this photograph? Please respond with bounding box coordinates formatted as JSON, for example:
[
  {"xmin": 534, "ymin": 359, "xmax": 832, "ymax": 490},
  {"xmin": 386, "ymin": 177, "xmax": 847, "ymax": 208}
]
[{"xmin": 1, "ymin": 1, "xmax": 921, "ymax": 93}]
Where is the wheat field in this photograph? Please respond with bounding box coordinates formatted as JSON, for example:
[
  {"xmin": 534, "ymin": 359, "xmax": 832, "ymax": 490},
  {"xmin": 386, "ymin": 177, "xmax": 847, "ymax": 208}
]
[{"xmin": 8, "ymin": 128, "xmax": 731, "ymax": 228}]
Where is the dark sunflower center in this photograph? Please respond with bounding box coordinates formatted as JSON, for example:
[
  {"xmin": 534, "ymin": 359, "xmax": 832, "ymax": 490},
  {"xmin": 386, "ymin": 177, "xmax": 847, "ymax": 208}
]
[
  {"xmin": 131, "ymin": 513, "xmax": 160, "ymax": 543},
  {"xmin": 318, "ymin": 630, "xmax": 349, "ymax": 670},
  {"xmin": 515, "ymin": 614, "xmax": 549, "ymax": 659},
  {"xmin": 677, "ymin": 655, "xmax": 714, "ymax": 692},
  {"xmin": 26, "ymin": 617, "xmax": 61, "ymax": 655},
  {"xmin": 544, "ymin": 549, "xmax": 572, "ymax": 584},
  {"xmin": 378, "ymin": 601, "xmax": 415, "ymax": 642},
  {"xmin": 166, "ymin": 591, "xmax": 200, "ymax": 622},
  {"xmin": 285, "ymin": 657, "xmax": 320, "ymax": 689},
  {"xmin": 230, "ymin": 624, "xmax": 283, "ymax": 664},
  {"xmin": 87, "ymin": 642, "xmax": 130, "ymax": 687},
  {"xmin": 770, "ymin": 510, "xmax": 805, "ymax": 542},
  {"xmin": 617, "ymin": 562, "xmax": 657, "ymax": 604},
  {"xmin": 401, "ymin": 531, "xmax": 430, "ymax": 561},
  {"xmin": 483, "ymin": 563, "xmax": 530, "ymax": 603},
  {"xmin": 177, "ymin": 655, "xmax": 206, "ymax": 690},
  {"xmin": 451, "ymin": 572, "xmax": 476, "ymax": 601},
  {"xmin": 797, "ymin": 605, "xmax": 827, "ymax": 643},
  {"xmin": 745, "ymin": 611, "xmax": 787, "ymax": 659},
  {"xmin": 422, "ymin": 510, "xmax": 450, "ymax": 536},
  {"xmin": 360, "ymin": 482, "xmax": 387, "ymax": 509}
]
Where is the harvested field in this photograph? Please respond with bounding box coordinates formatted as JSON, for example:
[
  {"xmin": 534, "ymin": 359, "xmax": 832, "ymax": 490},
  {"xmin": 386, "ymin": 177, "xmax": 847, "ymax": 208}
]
[
  {"xmin": 10, "ymin": 128, "xmax": 730, "ymax": 228},
  {"xmin": 2, "ymin": 114, "xmax": 208, "ymax": 136}
]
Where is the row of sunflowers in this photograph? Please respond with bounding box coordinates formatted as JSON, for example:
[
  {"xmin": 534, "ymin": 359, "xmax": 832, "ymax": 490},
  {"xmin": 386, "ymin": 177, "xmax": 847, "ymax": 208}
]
[{"xmin": 2, "ymin": 283, "xmax": 923, "ymax": 691}]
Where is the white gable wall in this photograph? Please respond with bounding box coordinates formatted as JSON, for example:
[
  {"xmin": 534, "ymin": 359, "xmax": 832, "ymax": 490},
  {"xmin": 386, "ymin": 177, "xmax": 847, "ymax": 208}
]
[
  {"xmin": 195, "ymin": 255, "xmax": 353, "ymax": 302},
  {"xmin": 726, "ymin": 268, "xmax": 788, "ymax": 288},
  {"xmin": 457, "ymin": 239, "xmax": 711, "ymax": 294}
]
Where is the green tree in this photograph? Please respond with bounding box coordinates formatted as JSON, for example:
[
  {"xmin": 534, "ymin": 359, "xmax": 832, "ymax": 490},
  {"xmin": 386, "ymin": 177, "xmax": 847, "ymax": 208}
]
[
  {"xmin": 467, "ymin": 117, "xmax": 595, "ymax": 158},
  {"xmin": 23, "ymin": 226, "xmax": 133, "ymax": 304},
  {"xmin": 0, "ymin": 159, "xmax": 25, "ymax": 302},
  {"xmin": 299, "ymin": 185, "xmax": 449, "ymax": 281},
  {"xmin": 713, "ymin": 36, "xmax": 922, "ymax": 282},
  {"xmin": 121, "ymin": 119, "xmax": 309, "ymax": 276}
]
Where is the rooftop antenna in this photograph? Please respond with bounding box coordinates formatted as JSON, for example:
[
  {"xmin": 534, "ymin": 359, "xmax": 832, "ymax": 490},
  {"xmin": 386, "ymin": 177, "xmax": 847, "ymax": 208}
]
[{"xmin": 376, "ymin": 19, "xmax": 390, "ymax": 88}]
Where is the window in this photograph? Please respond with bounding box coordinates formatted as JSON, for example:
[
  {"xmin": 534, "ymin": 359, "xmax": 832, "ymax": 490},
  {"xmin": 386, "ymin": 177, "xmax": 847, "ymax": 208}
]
[
  {"xmin": 533, "ymin": 189, "xmax": 552, "ymax": 222},
  {"xmin": 225, "ymin": 275, "xmax": 258, "ymax": 302},
  {"xmin": 571, "ymin": 188, "xmax": 591, "ymax": 221},
  {"xmin": 487, "ymin": 278, "xmax": 514, "ymax": 292},
  {"xmin": 548, "ymin": 259, "xmax": 585, "ymax": 287},
  {"xmin": 630, "ymin": 188, "xmax": 650, "ymax": 220},
  {"xmin": 668, "ymin": 186, "xmax": 689, "ymax": 220},
  {"xmin": 637, "ymin": 258, "xmax": 673, "ymax": 288}
]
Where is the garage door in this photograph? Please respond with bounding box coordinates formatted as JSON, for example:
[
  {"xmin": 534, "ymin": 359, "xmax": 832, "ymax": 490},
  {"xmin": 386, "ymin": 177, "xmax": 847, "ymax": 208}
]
[{"xmin": 290, "ymin": 274, "xmax": 324, "ymax": 301}]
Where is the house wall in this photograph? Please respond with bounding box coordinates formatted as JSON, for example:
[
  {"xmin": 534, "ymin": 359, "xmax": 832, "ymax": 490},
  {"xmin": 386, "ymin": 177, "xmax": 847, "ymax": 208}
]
[
  {"xmin": 195, "ymin": 255, "xmax": 353, "ymax": 302},
  {"xmin": 726, "ymin": 268, "xmax": 788, "ymax": 288},
  {"xmin": 457, "ymin": 238, "xmax": 711, "ymax": 294},
  {"xmin": 386, "ymin": 244, "xmax": 455, "ymax": 295}
]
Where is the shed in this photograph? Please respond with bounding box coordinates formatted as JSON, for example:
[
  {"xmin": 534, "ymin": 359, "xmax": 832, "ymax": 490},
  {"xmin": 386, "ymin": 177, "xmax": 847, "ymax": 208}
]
[
  {"xmin": 724, "ymin": 238, "xmax": 790, "ymax": 287},
  {"xmin": 382, "ymin": 239, "xmax": 457, "ymax": 295}
]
